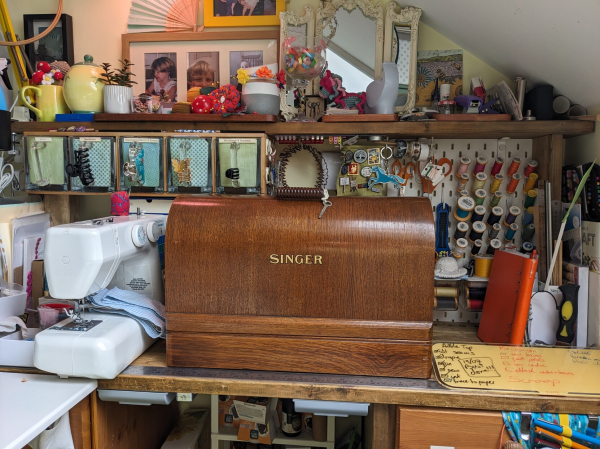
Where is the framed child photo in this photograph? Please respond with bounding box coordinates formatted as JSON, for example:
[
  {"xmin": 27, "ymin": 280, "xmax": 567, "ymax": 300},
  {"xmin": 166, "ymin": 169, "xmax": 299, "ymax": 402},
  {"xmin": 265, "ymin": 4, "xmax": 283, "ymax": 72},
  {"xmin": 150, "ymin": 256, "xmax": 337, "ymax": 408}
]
[
  {"xmin": 24, "ymin": 14, "xmax": 74, "ymax": 69},
  {"xmin": 204, "ymin": 0, "xmax": 285, "ymax": 27}
]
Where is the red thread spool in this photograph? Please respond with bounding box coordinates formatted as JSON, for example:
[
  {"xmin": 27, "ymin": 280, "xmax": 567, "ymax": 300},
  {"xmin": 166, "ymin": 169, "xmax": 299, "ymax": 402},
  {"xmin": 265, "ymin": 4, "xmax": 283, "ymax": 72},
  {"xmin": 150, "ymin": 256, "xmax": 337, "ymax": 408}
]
[
  {"xmin": 472, "ymin": 156, "xmax": 488, "ymax": 175},
  {"xmin": 507, "ymin": 157, "xmax": 522, "ymax": 177},
  {"xmin": 466, "ymin": 299, "xmax": 484, "ymax": 311},
  {"xmin": 524, "ymin": 160, "xmax": 538, "ymax": 178},
  {"xmin": 490, "ymin": 157, "xmax": 504, "ymax": 176},
  {"xmin": 507, "ymin": 173, "xmax": 521, "ymax": 194}
]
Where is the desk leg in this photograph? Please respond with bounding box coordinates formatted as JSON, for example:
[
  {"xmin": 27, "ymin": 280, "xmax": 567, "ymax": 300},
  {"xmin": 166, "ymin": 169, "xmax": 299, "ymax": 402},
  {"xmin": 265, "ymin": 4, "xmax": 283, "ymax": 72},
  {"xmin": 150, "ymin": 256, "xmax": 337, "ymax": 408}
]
[
  {"xmin": 69, "ymin": 395, "xmax": 92, "ymax": 449},
  {"xmin": 365, "ymin": 403, "xmax": 396, "ymax": 449}
]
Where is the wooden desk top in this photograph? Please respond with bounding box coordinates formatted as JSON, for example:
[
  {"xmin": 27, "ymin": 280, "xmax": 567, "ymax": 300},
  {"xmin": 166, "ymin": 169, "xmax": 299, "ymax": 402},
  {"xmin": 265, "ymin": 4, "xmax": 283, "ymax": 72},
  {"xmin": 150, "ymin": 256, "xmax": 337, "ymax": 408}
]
[{"xmin": 5, "ymin": 324, "xmax": 599, "ymax": 413}]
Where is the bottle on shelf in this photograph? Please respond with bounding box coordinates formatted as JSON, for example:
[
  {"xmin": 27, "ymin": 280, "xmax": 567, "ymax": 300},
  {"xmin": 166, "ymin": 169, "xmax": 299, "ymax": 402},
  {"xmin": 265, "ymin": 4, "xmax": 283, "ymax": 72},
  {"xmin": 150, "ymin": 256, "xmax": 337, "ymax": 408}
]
[{"xmin": 281, "ymin": 398, "xmax": 302, "ymax": 437}]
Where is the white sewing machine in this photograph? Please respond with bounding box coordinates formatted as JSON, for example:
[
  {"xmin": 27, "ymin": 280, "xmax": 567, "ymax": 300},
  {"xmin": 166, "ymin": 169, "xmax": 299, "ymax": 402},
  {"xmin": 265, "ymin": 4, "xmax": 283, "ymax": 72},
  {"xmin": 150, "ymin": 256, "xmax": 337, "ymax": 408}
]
[{"xmin": 33, "ymin": 212, "xmax": 166, "ymax": 379}]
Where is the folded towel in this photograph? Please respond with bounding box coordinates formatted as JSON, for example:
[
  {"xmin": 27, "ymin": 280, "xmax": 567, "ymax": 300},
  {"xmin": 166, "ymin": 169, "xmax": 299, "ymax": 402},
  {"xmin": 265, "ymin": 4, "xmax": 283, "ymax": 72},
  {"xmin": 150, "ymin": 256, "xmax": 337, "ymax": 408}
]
[
  {"xmin": 0, "ymin": 316, "xmax": 28, "ymax": 338},
  {"xmin": 87, "ymin": 287, "xmax": 166, "ymax": 338}
]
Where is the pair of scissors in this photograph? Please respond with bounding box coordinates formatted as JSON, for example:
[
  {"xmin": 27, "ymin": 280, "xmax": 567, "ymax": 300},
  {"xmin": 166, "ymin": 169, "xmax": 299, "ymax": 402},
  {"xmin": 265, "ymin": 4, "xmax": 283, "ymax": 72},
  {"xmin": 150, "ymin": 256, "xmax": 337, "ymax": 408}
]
[
  {"xmin": 417, "ymin": 156, "xmax": 453, "ymax": 197},
  {"xmin": 390, "ymin": 159, "xmax": 416, "ymax": 186}
]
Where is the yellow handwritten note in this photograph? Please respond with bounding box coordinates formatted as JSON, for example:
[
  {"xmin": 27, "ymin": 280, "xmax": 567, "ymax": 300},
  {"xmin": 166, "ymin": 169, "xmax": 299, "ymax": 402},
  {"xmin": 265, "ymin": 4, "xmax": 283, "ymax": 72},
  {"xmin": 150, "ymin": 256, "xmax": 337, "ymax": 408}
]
[{"xmin": 433, "ymin": 343, "xmax": 600, "ymax": 397}]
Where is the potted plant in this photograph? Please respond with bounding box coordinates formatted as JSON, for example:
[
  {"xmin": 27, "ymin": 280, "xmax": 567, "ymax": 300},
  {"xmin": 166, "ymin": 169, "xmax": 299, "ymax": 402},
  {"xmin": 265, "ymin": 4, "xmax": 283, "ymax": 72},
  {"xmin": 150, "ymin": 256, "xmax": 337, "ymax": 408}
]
[{"xmin": 101, "ymin": 59, "xmax": 137, "ymax": 114}]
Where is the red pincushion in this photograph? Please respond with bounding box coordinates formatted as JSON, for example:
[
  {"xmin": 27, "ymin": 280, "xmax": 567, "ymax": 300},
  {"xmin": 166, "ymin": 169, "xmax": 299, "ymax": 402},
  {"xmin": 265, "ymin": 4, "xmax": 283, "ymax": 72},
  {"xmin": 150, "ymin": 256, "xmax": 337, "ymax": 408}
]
[
  {"xmin": 191, "ymin": 95, "xmax": 215, "ymax": 114},
  {"xmin": 209, "ymin": 84, "xmax": 241, "ymax": 114}
]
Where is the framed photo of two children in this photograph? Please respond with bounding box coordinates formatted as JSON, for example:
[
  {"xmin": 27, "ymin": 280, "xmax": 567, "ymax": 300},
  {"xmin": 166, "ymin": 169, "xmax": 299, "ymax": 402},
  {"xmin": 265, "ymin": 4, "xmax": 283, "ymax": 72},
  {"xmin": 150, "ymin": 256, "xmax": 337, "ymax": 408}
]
[{"xmin": 204, "ymin": 0, "xmax": 285, "ymax": 27}]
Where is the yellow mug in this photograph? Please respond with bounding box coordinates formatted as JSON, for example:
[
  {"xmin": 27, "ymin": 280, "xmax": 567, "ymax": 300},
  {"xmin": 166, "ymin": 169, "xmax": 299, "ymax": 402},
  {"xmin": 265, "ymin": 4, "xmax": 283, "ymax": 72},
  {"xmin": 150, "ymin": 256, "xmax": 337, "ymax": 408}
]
[{"xmin": 19, "ymin": 85, "xmax": 69, "ymax": 122}]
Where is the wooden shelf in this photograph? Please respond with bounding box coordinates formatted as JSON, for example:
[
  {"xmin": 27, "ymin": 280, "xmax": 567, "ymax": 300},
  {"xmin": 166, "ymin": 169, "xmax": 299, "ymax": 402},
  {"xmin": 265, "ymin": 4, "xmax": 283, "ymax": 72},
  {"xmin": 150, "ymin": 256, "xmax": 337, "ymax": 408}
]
[
  {"xmin": 11, "ymin": 119, "xmax": 594, "ymax": 139},
  {"xmin": 94, "ymin": 113, "xmax": 279, "ymax": 123}
]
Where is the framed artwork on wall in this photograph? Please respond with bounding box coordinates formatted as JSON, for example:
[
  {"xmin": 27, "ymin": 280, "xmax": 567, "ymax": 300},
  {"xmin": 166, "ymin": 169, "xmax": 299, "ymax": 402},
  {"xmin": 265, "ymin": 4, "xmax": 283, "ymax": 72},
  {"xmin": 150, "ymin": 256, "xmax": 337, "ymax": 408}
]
[
  {"xmin": 123, "ymin": 31, "xmax": 279, "ymax": 103},
  {"xmin": 204, "ymin": 0, "xmax": 285, "ymax": 27},
  {"xmin": 24, "ymin": 14, "xmax": 74, "ymax": 69}
]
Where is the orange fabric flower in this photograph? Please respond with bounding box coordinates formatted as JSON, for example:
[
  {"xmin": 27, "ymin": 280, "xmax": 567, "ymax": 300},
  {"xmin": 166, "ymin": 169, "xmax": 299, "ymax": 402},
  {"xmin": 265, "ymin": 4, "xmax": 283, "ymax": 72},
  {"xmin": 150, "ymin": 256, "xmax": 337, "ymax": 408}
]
[{"xmin": 255, "ymin": 66, "xmax": 274, "ymax": 78}]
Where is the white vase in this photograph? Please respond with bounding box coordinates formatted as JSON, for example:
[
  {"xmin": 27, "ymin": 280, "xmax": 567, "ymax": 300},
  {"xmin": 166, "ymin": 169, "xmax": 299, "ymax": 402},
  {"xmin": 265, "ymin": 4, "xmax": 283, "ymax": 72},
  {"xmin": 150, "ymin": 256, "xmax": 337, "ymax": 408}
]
[
  {"xmin": 241, "ymin": 79, "xmax": 280, "ymax": 115},
  {"xmin": 104, "ymin": 85, "xmax": 133, "ymax": 114}
]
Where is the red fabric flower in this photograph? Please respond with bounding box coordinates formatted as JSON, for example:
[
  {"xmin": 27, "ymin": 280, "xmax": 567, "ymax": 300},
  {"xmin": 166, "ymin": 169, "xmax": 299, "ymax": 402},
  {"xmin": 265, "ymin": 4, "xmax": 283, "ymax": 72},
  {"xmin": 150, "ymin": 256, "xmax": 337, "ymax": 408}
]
[
  {"xmin": 276, "ymin": 69, "xmax": 286, "ymax": 88},
  {"xmin": 209, "ymin": 84, "xmax": 241, "ymax": 114},
  {"xmin": 31, "ymin": 71, "xmax": 44, "ymax": 85},
  {"xmin": 255, "ymin": 66, "xmax": 273, "ymax": 78},
  {"xmin": 36, "ymin": 61, "xmax": 51, "ymax": 74}
]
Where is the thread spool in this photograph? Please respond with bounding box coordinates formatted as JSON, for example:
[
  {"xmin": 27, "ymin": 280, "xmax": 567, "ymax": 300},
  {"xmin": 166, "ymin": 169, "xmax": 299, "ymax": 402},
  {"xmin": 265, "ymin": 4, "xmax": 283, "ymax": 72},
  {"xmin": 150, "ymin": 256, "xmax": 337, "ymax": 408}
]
[
  {"xmin": 490, "ymin": 157, "xmax": 505, "ymax": 176},
  {"xmin": 469, "ymin": 221, "xmax": 486, "ymax": 242},
  {"xmin": 454, "ymin": 222, "xmax": 469, "ymax": 240},
  {"xmin": 456, "ymin": 157, "xmax": 471, "ymax": 177},
  {"xmin": 475, "ymin": 254, "xmax": 494, "ymax": 278},
  {"xmin": 521, "ymin": 241, "xmax": 534, "ymax": 255},
  {"xmin": 523, "ymin": 190, "xmax": 537, "ymax": 208},
  {"xmin": 473, "ymin": 189, "xmax": 486, "ymax": 206},
  {"xmin": 466, "ymin": 298, "xmax": 484, "ymax": 311},
  {"xmin": 487, "ymin": 239, "xmax": 502, "ymax": 255},
  {"xmin": 523, "ymin": 173, "xmax": 538, "ymax": 193},
  {"xmin": 522, "ymin": 223, "xmax": 535, "ymax": 241},
  {"xmin": 471, "ymin": 172, "xmax": 488, "ymax": 194},
  {"xmin": 522, "ymin": 206, "xmax": 534, "ymax": 226},
  {"xmin": 471, "ymin": 205, "xmax": 486, "ymax": 223},
  {"xmin": 505, "ymin": 242, "xmax": 517, "ymax": 251},
  {"xmin": 471, "ymin": 239, "xmax": 483, "ymax": 255},
  {"xmin": 459, "ymin": 189, "xmax": 470, "ymax": 197},
  {"xmin": 505, "ymin": 223, "xmax": 519, "ymax": 241},
  {"xmin": 524, "ymin": 160, "xmax": 538, "ymax": 178},
  {"xmin": 434, "ymin": 297, "xmax": 458, "ymax": 310},
  {"xmin": 488, "ymin": 223, "xmax": 501, "ymax": 240},
  {"xmin": 487, "ymin": 206, "xmax": 503, "ymax": 226},
  {"xmin": 467, "ymin": 287, "xmax": 487, "ymax": 300},
  {"xmin": 473, "ymin": 156, "xmax": 488, "ymax": 175},
  {"xmin": 490, "ymin": 191, "xmax": 503, "ymax": 207},
  {"xmin": 507, "ymin": 173, "xmax": 521, "ymax": 194},
  {"xmin": 507, "ymin": 157, "xmax": 522, "ymax": 177},
  {"xmin": 457, "ymin": 173, "xmax": 469, "ymax": 192},
  {"xmin": 504, "ymin": 206, "xmax": 521, "ymax": 226},
  {"xmin": 435, "ymin": 286, "xmax": 459, "ymax": 297},
  {"xmin": 453, "ymin": 238, "xmax": 468, "ymax": 259},
  {"xmin": 489, "ymin": 174, "xmax": 503, "ymax": 194},
  {"xmin": 453, "ymin": 196, "xmax": 475, "ymax": 222}
]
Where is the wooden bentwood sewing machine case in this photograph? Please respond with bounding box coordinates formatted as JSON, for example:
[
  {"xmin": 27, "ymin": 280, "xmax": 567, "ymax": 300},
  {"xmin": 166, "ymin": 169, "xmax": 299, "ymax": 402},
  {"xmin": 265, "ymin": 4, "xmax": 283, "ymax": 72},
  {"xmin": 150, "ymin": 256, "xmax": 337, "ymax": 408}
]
[{"xmin": 166, "ymin": 196, "xmax": 434, "ymax": 378}]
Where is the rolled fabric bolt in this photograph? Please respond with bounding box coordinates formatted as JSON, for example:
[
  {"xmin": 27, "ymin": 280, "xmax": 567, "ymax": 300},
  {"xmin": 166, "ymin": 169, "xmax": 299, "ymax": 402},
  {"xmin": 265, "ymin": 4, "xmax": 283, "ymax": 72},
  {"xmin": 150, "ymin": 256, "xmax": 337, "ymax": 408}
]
[
  {"xmin": 474, "ymin": 189, "xmax": 487, "ymax": 206},
  {"xmin": 457, "ymin": 173, "xmax": 469, "ymax": 192},
  {"xmin": 471, "ymin": 239, "xmax": 483, "ymax": 255},
  {"xmin": 522, "ymin": 223, "xmax": 535, "ymax": 241},
  {"xmin": 454, "ymin": 196, "xmax": 475, "ymax": 222},
  {"xmin": 471, "ymin": 205, "xmax": 486, "ymax": 223},
  {"xmin": 490, "ymin": 174, "xmax": 503, "ymax": 194},
  {"xmin": 487, "ymin": 238, "xmax": 502, "ymax": 255},
  {"xmin": 435, "ymin": 286, "xmax": 459, "ymax": 297},
  {"xmin": 453, "ymin": 238, "xmax": 468, "ymax": 259},
  {"xmin": 456, "ymin": 156, "xmax": 471, "ymax": 177},
  {"xmin": 490, "ymin": 191, "xmax": 503, "ymax": 207},
  {"xmin": 469, "ymin": 221, "xmax": 486, "ymax": 242},
  {"xmin": 505, "ymin": 223, "xmax": 519, "ymax": 241},
  {"xmin": 524, "ymin": 190, "xmax": 537, "ymax": 208},
  {"xmin": 507, "ymin": 157, "xmax": 522, "ymax": 177},
  {"xmin": 487, "ymin": 206, "xmax": 503, "ymax": 226},
  {"xmin": 523, "ymin": 172, "xmax": 538, "ymax": 193},
  {"xmin": 521, "ymin": 241, "xmax": 534, "ymax": 254},
  {"xmin": 524, "ymin": 160, "xmax": 538, "ymax": 178},
  {"xmin": 472, "ymin": 172, "xmax": 488, "ymax": 194},
  {"xmin": 488, "ymin": 223, "xmax": 501, "ymax": 240},
  {"xmin": 504, "ymin": 206, "xmax": 521, "ymax": 226},
  {"xmin": 507, "ymin": 173, "xmax": 521, "ymax": 194},
  {"xmin": 473, "ymin": 156, "xmax": 488, "ymax": 175},
  {"xmin": 522, "ymin": 206, "xmax": 534, "ymax": 225},
  {"xmin": 474, "ymin": 254, "xmax": 494, "ymax": 278},
  {"xmin": 490, "ymin": 157, "xmax": 504, "ymax": 176},
  {"xmin": 454, "ymin": 222, "xmax": 469, "ymax": 240}
]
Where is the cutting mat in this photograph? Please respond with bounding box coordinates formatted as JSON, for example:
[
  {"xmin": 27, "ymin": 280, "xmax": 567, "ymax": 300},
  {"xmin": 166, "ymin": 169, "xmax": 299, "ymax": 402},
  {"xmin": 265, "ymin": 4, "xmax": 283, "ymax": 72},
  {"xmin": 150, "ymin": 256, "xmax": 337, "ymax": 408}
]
[{"xmin": 433, "ymin": 343, "xmax": 600, "ymax": 397}]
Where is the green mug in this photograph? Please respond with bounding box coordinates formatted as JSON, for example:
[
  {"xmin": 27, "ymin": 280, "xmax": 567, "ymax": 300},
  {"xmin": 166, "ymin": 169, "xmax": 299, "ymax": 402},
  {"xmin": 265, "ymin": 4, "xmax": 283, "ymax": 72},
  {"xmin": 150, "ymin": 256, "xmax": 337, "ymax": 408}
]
[{"xmin": 19, "ymin": 85, "xmax": 69, "ymax": 122}]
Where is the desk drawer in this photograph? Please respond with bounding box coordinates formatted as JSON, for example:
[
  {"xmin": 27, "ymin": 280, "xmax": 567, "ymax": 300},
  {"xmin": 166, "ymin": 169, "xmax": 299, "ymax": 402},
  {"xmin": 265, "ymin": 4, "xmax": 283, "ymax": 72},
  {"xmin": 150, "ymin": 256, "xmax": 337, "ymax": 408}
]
[{"xmin": 396, "ymin": 406, "xmax": 511, "ymax": 449}]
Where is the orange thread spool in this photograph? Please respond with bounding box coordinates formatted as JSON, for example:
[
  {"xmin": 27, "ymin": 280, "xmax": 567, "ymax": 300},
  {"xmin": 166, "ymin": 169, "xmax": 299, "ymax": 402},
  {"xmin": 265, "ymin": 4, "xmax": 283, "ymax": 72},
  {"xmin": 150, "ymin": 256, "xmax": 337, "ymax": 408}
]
[
  {"xmin": 507, "ymin": 173, "xmax": 521, "ymax": 194},
  {"xmin": 507, "ymin": 157, "xmax": 522, "ymax": 177}
]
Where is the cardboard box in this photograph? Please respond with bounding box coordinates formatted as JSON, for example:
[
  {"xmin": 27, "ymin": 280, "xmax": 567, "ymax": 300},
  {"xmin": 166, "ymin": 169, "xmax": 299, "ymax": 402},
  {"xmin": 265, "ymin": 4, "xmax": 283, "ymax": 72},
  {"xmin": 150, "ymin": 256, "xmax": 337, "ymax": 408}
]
[
  {"xmin": 218, "ymin": 395, "xmax": 240, "ymax": 428},
  {"xmin": 0, "ymin": 328, "xmax": 41, "ymax": 367},
  {"xmin": 161, "ymin": 408, "xmax": 208, "ymax": 449},
  {"xmin": 233, "ymin": 397, "xmax": 275, "ymax": 425},
  {"xmin": 237, "ymin": 415, "xmax": 276, "ymax": 445}
]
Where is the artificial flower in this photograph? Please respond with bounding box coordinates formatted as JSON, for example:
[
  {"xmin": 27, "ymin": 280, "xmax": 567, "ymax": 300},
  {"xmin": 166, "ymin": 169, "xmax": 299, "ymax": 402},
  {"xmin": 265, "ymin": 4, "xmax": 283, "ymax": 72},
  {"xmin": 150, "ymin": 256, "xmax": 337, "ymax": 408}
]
[
  {"xmin": 31, "ymin": 71, "xmax": 44, "ymax": 85},
  {"xmin": 276, "ymin": 69, "xmax": 286, "ymax": 88},
  {"xmin": 41, "ymin": 74, "xmax": 53, "ymax": 85},
  {"xmin": 255, "ymin": 66, "xmax": 273, "ymax": 78},
  {"xmin": 236, "ymin": 68, "xmax": 249, "ymax": 85}
]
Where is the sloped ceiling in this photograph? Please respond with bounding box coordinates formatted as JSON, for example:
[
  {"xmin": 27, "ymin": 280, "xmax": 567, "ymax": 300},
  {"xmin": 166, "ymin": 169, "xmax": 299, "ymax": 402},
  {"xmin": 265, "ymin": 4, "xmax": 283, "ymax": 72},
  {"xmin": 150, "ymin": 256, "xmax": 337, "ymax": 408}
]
[{"xmin": 408, "ymin": 0, "xmax": 600, "ymax": 110}]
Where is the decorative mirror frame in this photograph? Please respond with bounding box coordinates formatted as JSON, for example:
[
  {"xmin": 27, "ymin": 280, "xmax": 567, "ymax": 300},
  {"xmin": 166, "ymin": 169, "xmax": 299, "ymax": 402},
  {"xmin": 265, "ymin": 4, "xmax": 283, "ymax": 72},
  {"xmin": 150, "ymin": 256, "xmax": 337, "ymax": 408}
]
[
  {"xmin": 314, "ymin": 0, "xmax": 384, "ymax": 93},
  {"xmin": 384, "ymin": 3, "xmax": 422, "ymax": 114},
  {"xmin": 279, "ymin": 6, "xmax": 315, "ymax": 121}
]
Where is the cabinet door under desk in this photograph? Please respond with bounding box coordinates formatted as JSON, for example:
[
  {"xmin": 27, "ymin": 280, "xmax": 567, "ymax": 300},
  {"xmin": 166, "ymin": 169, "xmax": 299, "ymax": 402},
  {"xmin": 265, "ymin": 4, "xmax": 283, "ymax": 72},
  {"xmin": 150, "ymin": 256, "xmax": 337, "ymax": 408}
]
[{"xmin": 396, "ymin": 406, "xmax": 511, "ymax": 449}]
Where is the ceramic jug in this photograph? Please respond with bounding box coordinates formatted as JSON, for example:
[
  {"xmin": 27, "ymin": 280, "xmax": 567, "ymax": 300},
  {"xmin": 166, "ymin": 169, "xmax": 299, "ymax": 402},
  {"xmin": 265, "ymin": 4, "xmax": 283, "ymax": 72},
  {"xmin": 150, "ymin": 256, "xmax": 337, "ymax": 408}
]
[
  {"xmin": 19, "ymin": 85, "xmax": 69, "ymax": 122},
  {"xmin": 63, "ymin": 54, "xmax": 104, "ymax": 113}
]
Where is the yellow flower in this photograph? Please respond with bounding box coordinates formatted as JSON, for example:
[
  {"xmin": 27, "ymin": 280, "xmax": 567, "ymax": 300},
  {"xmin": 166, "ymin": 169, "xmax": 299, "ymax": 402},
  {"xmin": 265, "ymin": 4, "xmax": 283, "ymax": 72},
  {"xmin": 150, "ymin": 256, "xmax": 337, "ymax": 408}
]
[{"xmin": 237, "ymin": 68, "xmax": 250, "ymax": 85}]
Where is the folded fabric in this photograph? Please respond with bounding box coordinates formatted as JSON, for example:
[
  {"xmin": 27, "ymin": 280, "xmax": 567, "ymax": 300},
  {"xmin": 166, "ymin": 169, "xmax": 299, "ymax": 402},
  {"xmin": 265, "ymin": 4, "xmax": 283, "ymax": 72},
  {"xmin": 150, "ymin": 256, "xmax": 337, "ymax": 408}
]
[
  {"xmin": 87, "ymin": 287, "xmax": 166, "ymax": 339},
  {"xmin": 0, "ymin": 316, "xmax": 28, "ymax": 338}
]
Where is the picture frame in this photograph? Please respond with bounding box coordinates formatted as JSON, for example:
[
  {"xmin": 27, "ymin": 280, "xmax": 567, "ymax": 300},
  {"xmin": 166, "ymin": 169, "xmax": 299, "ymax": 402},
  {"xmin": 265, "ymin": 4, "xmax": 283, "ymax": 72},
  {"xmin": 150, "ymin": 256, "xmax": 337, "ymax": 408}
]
[
  {"xmin": 305, "ymin": 95, "xmax": 325, "ymax": 121},
  {"xmin": 123, "ymin": 31, "xmax": 279, "ymax": 103},
  {"xmin": 24, "ymin": 14, "xmax": 74, "ymax": 69},
  {"xmin": 204, "ymin": 0, "xmax": 285, "ymax": 28}
]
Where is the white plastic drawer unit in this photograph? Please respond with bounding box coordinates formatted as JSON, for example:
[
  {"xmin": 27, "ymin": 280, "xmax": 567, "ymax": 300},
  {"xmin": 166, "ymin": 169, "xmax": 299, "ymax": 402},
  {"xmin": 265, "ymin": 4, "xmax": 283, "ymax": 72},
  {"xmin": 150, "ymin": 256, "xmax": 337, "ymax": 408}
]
[{"xmin": 0, "ymin": 372, "xmax": 97, "ymax": 449}]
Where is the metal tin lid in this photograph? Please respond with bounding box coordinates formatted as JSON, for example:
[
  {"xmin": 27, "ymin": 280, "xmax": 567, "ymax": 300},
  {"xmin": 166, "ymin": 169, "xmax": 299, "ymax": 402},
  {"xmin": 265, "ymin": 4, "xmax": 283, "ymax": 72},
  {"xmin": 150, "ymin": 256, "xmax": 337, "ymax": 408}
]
[{"xmin": 73, "ymin": 54, "xmax": 100, "ymax": 67}]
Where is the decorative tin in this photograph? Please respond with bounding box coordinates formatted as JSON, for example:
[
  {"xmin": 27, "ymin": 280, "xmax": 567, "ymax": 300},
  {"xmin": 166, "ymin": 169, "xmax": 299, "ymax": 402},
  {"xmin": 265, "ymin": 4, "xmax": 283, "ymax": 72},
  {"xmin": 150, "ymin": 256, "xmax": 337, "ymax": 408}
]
[
  {"xmin": 68, "ymin": 136, "xmax": 116, "ymax": 192},
  {"xmin": 119, "ymin": 137, "xmax": 163, "ymax": 192},
  {"xmin": 215, "ymin": 137, "xmax": 261, "ymax": 194},
  {"xmin": 26, "ymin": 136, "xmax": 68, "ymax": 191},
  {"xmin": 167, "ymin": 136, "xmax": 212, "ymax": 193}
]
